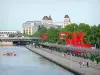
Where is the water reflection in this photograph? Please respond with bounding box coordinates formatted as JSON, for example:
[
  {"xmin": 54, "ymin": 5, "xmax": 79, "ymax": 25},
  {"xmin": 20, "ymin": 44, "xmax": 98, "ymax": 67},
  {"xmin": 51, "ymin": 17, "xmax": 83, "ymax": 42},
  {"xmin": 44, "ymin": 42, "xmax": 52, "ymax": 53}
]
[{"xmin": 0, "ymin": 46, "xmax": 74, "ymax": 75}]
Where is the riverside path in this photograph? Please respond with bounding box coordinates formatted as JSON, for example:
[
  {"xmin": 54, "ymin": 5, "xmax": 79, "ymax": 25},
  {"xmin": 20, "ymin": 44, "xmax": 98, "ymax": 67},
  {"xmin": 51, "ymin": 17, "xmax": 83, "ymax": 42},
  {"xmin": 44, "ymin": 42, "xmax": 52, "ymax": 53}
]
[{"xmin": 26, "ymin": 45, "xmax": 100, "ymax": 75}]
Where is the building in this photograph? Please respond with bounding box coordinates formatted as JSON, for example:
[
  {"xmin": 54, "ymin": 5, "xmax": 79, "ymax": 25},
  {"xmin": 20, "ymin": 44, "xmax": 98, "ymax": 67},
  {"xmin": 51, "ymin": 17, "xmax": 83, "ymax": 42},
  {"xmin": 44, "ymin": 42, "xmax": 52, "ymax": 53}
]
[
  {"xmin": 22, "ymin": 15, "xmax": 71, "ymax": 35},
  {"xmin": 22, "ymin": 21, "xmax": 42, "ymax": 35},
  {"xmin": 42, "ymin": 24, "xmax": 61, "ymax": 30},
  {"xmin": 0, "ymin": 30, "xmax": 17, "ymax": 37},
  {"xmin": 53, "ymin": 22, "xmax": 64, "ymax": 26},
  {"xmin": 22, "ymin": 21, "xmax": 61, "ymax": 35},
  {"xmin": 62, "ymin": 15, "xmax": 71, "ymax": 28},
  {"xmin": 42, "ymin": 15, "xmax": 53, "ymax": 24}
]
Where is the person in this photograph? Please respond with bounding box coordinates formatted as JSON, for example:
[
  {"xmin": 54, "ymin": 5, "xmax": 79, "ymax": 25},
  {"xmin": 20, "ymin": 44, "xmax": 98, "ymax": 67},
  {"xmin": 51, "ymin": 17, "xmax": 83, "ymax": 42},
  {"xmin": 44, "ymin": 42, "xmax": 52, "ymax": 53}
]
[
  {"xmin": 97, "ymin": 59, "xmax": 99, "ymax": 64},
  {"xmin": 87, "ymin": 61, "xmax": 89, "ymax": 67},
  {"xmin": 82, "ymin": 61, "xmax": 85, "ymax": 66},
  {"xmin": 62, "ymin": 52, "xmax": 64, "ymax": 57},
  {"xmin": 79, "ymin": 61, "xmax": 82, "ymax": 68},
  {"xmin": 87, "ymin": 58, "xmax": 90, "ymax": 67}
]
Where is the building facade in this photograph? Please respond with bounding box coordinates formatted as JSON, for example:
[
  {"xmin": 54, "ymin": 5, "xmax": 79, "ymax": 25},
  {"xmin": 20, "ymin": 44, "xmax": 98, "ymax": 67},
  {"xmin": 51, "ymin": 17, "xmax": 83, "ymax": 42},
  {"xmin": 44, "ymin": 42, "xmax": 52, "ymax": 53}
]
[
  {"xmin": 22, "ymin": 15, "xmax": 71, "ymax": 35},
  {"xmin": 42, "ymin": 15, "xmax": 53, "ymax": 24},
  {"xmin": 0, "ymin": 30, "xmax": 17, "ymax": 37},
  {"xmin": 22, "ymin": 21, "xmax": 42, "ymax": 35},
  {"xmin": 62, "ymin": 15, "xmax": 71, "ymax": 28}
]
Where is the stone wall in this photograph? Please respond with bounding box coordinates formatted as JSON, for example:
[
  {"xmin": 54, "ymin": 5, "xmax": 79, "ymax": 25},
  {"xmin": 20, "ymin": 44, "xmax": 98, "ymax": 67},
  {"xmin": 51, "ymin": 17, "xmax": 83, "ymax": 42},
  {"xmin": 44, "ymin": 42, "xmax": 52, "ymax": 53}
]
[{"xmin": 0, "ymin": 42, "xmax": 13, "ymax": 46}]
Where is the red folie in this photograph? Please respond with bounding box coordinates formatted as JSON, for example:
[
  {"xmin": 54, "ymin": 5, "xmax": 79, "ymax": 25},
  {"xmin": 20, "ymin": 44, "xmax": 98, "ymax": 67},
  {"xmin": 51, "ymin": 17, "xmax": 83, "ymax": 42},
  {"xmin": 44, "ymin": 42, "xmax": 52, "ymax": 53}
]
[{"xmin": 40, "ymin": 34, "xmax": 46, "ymax": 41}]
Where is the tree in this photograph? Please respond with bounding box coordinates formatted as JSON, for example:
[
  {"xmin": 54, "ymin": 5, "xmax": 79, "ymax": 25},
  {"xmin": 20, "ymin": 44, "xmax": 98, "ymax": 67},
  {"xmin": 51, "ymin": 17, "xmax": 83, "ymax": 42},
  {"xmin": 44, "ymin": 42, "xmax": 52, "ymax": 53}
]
[
  {"xmin": 37, "ymin": 25, "xmax": 41, "ymax": 31},
  {"xmin": 33, "ymin": 26, "xmax": 47, "ymax": 37},
  {"xmin": 61, "ymin": 23, "xmax": 78, "ymax": 32},
  {"xmin": 90, "ymin": 25, "xmax": 98, "ymax": 46},
  {"xmin": 44, "ymin": 27, "xmax": 60, "ymax": 43},
  {"xmin": 16, "ymin": 31, "xmax": 22, "ymax": 37},
  {"xmin": 78, "ymin": 23, "xmax": 91, "ymax": 44},
  {"xmin": 9, "ymin": 34, "xmax": 15, "ymax": 37}
]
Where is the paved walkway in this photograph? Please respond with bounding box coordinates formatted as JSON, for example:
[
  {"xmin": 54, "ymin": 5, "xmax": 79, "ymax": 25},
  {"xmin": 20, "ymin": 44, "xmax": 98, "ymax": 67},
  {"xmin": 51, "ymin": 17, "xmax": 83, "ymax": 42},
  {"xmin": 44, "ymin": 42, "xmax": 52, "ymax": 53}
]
[
  {"xmin": 26, "ymin": 45, "xmax": 100, "ymax": 75},
  {"xmin": 39, "ymin": 47, "xmax": 100, "ymax": 70}
]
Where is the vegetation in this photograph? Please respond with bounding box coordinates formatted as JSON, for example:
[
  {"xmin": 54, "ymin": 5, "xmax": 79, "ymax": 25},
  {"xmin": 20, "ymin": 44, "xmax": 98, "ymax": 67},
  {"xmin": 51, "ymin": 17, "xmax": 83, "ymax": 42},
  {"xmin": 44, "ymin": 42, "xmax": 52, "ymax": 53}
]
[
  {"xmin": 32, "ymin": 23, "xmax": 100, "ymax": 62},
  {"xmin": 9, "ymin": 31, "xmax": 22, "ymax": 37},
  {"xmin": 32, "ymin": 23, "xmax": 99, "ymax": 46},
  {"xmin": 23, "ymin": 23, "xmax": 100, "ymax": 47},
  {"xmin": 32, "ymin": 25, "xmax": 47, "ymax": 37}
]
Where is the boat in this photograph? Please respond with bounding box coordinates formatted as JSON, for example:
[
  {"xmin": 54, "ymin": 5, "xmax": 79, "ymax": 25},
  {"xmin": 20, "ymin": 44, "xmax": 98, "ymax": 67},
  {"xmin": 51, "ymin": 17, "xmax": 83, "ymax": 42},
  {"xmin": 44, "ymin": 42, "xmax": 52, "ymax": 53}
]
[{"xmin": 3, "ymin": 52, "xmax": 16, "ymax": 56}]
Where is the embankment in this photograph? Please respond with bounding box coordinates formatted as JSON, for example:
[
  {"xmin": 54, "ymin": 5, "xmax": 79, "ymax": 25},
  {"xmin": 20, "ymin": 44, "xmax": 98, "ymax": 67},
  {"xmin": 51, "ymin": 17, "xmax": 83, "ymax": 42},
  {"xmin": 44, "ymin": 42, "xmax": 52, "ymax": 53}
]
[{"xmin": 0, "ymin": 42, "xmax": 13, "ymax": 46}]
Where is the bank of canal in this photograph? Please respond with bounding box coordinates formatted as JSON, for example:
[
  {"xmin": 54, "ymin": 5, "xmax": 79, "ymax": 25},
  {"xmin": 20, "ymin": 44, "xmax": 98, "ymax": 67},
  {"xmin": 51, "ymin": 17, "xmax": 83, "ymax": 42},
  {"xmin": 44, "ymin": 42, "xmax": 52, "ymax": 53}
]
[
  {"xmin": 0, "ymin": 46, "xmax": 74, "ymax": 75},
  {"xmin": 26, "ymin": 45, "xmax": 100, "ymax": 75}
]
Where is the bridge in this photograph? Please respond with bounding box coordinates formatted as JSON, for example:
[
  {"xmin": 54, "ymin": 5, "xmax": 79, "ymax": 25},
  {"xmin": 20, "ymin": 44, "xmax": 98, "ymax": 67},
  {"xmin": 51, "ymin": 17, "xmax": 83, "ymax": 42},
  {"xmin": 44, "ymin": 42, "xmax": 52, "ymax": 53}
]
[{"xmin": 0, "ymin": 37, "xmax": 40, "ymax": 45}]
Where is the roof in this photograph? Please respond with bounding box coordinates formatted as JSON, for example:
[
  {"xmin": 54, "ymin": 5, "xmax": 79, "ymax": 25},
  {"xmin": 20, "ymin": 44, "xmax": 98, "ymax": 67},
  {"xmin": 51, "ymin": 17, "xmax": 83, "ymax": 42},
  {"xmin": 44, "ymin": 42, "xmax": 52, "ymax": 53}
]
[
  {"xmin": 64, "ymin": 15, "xmax": 70, "ymax": 18},
  {"xmin": 42, "ymin": 16, "xmax": 49, "ymax": 20},
  {"xmin": 0, "ymin": 30, "xmax": 18, "ymax": 32},
  {"xmin": 22, "ymin": 21, "xmax": 42, "ymax": 28},
  {"xmin": 48, "ymin": 15, "xmax": 52, "ymax": 20},
  {"xmin": 41, "ymin": 24, "xmax": 60, "ymax": 29}
]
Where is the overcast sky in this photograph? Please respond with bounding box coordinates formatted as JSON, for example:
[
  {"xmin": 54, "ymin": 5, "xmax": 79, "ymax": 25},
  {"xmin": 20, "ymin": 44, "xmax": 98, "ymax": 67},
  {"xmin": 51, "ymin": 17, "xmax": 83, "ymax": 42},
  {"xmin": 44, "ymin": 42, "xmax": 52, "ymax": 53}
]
[{"xmin": 0, "ymin": 0, "xmax": 100, "ymax": 30}]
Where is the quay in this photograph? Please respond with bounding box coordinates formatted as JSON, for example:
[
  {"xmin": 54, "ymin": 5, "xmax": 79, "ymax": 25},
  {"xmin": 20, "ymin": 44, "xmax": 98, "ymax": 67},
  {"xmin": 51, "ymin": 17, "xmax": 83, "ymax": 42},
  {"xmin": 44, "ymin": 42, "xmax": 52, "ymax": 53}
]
[{"xmin": 26, "ymin": 45, "xmax": 100, "ymax": 75}]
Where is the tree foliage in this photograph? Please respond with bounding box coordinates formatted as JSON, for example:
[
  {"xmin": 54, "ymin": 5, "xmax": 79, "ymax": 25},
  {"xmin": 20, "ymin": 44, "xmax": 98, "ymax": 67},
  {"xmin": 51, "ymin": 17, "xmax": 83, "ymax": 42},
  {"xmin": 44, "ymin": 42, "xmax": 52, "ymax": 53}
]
[
  {"xmin": 32, "ymin": 23, "xmax": 100, "ymax": 46},
  {"xmin": 44, "ymin": 27, "xmax": 60, "ymax": 43},
  {"xmin": 33, "ymin": 25, "xmax": 47, "ymax": 37}
]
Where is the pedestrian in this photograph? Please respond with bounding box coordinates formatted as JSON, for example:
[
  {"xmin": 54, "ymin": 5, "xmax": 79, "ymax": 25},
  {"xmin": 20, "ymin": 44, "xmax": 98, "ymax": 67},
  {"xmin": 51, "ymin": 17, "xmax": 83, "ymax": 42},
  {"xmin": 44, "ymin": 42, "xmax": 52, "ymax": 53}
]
[
  {"xmin": 87, "ymin": 58, "xmax": 90, "ymax": 67},
  {"xmin": 87, "ymin": 61, "xmax": 89, "ymax": 67},
  {"xmin": 97, "ymin": 59, "xmax": 99, "ymax": 64},
  {"xmin": 62, "ymin": 52, "xmax": 64, "ymax": 57},
  {"xmin": 79, "ymin": 61, "xmax": 82, "ymax": 68},
  {"xmin": 82, "ymin": 61, "xmax": 85, "ymax": 66},
  {"xmin": 64, "ymin": 53, "xmax": 66, "ymax": 56}
]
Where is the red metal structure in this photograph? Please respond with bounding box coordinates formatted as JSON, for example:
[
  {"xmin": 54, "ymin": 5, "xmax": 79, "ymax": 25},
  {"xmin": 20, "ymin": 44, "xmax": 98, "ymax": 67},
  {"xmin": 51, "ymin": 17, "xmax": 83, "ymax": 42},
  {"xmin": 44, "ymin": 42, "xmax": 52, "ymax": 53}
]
[
  {"xmin": 40, "ymin": 34, "xmax": 46, "ymax": 41},
  {"xmin": 59, "ymin": 32, "xmax": 91, "ymax": 54},
  {"xmin": 58, "ymin": 32, "xmax": 90, "ymax": 47},
  {"xmin": 41, "ymin": 32, "xmax": 91, "ymax": 54}
]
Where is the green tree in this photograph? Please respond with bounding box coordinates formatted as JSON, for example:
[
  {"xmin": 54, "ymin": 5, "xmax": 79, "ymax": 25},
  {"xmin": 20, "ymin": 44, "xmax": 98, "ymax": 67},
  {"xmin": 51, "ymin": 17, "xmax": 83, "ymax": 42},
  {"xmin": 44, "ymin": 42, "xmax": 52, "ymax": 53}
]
[
  {"xmin": 44, "ymin": 27, "xmax": 60, "ymax": 43},
  {"xmin": 61, "ymin": 23, "xmax": 78, "ymax": 32},
  {"xmin": 78, "ymin": 23, "xmax": 90, "ymax": 43},
  {"xmin": 9, "ymin": 34, "xmax": 15, "ymax": 37},
  {"xmin": 16, "ymin": 31, "xmax": 22, "ymax": 37},
  {"xmin": 33, "ymin": 26, "xmax": 47, "ymax": 37},
  {"xmin": 90, "ymin": 25, "xmax": 98, "ymax": 46}
]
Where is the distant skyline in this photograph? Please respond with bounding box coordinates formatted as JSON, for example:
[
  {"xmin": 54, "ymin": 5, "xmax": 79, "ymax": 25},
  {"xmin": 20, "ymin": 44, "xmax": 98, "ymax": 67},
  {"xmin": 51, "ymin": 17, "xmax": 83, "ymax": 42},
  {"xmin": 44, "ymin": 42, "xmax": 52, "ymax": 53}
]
[{"xmin": 0, "ymin": 0, "xmax": 100, "ymax": 30}]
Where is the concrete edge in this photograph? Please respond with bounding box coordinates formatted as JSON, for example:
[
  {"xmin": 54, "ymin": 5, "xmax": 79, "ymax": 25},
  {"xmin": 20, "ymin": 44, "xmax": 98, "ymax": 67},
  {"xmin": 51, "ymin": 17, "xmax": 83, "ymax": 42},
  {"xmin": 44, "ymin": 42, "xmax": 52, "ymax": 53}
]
[{"xmin": 26, "ymin": 46, "xmax": 84, "ymax": 75}]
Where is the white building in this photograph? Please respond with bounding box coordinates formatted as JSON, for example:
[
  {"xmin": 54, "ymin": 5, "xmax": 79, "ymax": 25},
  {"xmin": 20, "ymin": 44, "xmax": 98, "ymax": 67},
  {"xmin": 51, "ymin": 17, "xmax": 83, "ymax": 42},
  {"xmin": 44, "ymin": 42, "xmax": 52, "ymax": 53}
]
[
  {"xmin": 53, "ymin": 22, "xmax": 64, "ymax": 26},
  {"xmin": 0, "ymin": 30, "xmax": 17, "ymax": 37}
]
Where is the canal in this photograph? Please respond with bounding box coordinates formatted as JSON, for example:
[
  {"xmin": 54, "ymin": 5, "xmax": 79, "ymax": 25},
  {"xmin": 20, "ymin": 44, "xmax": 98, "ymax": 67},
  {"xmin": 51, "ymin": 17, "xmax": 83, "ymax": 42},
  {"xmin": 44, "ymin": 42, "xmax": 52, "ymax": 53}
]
[{"xmin": 0, "ymin": 46, "xmax": 74, "ymax": 75}]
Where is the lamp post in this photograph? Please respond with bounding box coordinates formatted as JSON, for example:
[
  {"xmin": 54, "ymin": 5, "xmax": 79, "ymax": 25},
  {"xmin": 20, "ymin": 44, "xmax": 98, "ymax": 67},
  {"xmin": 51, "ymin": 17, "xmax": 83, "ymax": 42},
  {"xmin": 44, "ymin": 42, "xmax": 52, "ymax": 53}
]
[
  {"xmin": 69, "ymin": 38, "xmax": 72, "ymax": 60},
  {"xmin": 70, "ymin": 40, "xmax": 72, "ymax": 68},
  {"xmin": 97, "ymin": 37, "xmax": 100, "ymax": 49}
]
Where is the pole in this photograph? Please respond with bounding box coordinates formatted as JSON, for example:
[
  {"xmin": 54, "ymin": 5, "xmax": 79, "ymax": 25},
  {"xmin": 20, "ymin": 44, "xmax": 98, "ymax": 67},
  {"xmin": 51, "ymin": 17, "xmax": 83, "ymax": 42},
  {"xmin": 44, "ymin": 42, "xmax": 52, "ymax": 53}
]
[{"xmin": 70, "ymin": 41, "xmax": 72, "ymax": 68}]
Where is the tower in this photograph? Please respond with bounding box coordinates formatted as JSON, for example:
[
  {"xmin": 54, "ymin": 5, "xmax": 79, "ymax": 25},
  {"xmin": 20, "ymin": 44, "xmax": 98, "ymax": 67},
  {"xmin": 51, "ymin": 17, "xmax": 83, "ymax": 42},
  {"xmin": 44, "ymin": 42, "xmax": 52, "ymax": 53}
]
[
  {"xmin": 62, "ymin": 15, "xmax": 71, "ymax": 28},
  {"xmin": 48, "ymin": 15, "xmax": 52, "ymax": 24},
  {"xmin": 42, "ymin": 16, "xmax": 49, "ymax": 24}
]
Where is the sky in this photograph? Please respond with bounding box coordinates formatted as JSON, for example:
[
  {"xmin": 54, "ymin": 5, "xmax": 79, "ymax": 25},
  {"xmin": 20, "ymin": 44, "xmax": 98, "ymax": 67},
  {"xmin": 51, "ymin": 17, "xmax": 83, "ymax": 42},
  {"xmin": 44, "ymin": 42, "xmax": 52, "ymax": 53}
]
[{"xmin": 0, "ymin": 0, "xmax": 100, "ymax": 30}]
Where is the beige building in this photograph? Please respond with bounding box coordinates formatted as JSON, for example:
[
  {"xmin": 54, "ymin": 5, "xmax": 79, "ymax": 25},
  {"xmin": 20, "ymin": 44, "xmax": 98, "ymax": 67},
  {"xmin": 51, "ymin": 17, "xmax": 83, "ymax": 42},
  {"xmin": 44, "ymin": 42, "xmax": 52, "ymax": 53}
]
[
  {"xmin": 22, "ymin": 21, "xmax": 42, "ymax": 35},
  {"xmin": 62, "ymin": 15, "xmax": 71, "ymax": 28},
  {"xmin": 22, "ymin": 15, "xmax": 71, "ymax": 35},
  {"xmin": 42, "ymin": 15, "xmax": 53, "ymax": 24},
  {"xmin": 42, "ymin": 15, "xmax": 71, "ymax": 28}
]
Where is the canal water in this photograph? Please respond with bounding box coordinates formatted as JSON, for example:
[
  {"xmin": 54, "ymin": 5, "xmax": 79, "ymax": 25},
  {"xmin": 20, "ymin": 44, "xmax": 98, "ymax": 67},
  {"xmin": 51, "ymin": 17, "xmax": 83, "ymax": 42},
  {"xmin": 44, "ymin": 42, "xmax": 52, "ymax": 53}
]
[{"xmin": 0, "ymin": 46, "xmax": 74, "ymax": 75}]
